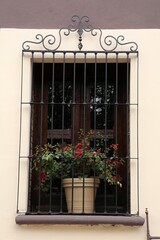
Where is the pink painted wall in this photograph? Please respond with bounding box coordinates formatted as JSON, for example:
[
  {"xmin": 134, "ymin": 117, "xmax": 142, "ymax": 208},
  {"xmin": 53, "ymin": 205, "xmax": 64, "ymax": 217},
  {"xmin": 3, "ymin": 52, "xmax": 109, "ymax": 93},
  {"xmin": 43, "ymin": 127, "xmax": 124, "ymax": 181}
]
[{"xmin": 0, "ymin": 0, "xmax": 160, "ymax": 29}]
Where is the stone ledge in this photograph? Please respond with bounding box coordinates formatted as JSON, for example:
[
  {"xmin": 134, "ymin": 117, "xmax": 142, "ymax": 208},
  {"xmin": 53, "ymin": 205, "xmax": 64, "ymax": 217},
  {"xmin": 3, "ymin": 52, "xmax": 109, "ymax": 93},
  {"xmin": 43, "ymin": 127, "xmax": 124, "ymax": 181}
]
[{"xmin": 15, "ymin": 215, "xmax": 145, "ymax": 226}]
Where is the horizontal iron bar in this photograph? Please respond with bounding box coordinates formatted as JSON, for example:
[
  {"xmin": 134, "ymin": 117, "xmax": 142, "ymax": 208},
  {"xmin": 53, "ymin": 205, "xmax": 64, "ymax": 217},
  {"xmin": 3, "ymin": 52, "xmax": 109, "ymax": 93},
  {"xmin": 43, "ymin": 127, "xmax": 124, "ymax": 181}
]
[
  {"xmin": 23, "ymin": 50, "xmax": 138, "ymax": 54},
  {"xmin": 19, "ymin": 155, "xmax": 138, "ymax": 160},
  {"xmin": 47, "ymin": 129, "xmax": 114, "ymax": 139},
  {"xmin": 22, "ymin": 101, "xmax": 138, "ymax": 106}
]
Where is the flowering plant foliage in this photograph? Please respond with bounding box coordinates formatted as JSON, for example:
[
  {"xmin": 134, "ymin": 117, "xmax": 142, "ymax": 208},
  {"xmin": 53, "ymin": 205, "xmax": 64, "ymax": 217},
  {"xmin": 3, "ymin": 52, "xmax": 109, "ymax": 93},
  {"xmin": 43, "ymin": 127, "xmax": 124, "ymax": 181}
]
[{"xmin": 32, "ymin": 130, "xmax": 124, "ymax": 192}]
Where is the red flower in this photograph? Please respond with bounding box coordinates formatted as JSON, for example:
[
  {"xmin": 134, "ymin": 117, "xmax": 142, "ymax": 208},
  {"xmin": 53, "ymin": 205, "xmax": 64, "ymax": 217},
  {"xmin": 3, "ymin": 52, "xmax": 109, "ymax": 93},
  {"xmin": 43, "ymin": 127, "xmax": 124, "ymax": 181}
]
[
  {"xmin": 96, "ymin": 148, "xmax": 101, "ymax": 153},
  {"xmin": 40, "ymin": 171, "xmax": 46, "ymax": 180},
  {"xmin": 75, "ymin": 142, "xmax": 82, "ymax": 149},
  {"xmin": 64, "ymin": 146, "xmax": 69, "ymax": 151},
  {"xmin": 110, "ymin": 144, "xmax": 119, "ymax": 150},
  {"xmin": 75, "ymin": 148, "xmax": 83, "ymax": 158}
]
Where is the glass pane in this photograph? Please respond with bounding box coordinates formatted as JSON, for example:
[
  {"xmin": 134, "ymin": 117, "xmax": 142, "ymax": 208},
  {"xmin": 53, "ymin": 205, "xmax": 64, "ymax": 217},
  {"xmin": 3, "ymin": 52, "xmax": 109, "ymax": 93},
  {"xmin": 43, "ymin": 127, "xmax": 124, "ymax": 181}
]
[
  {"xmin": 48, "ymin": 69, "xmax": 73, "ymax": 130},
  {"xmin": 90, "ymin": 65, "xmax": 115, "ymax": 130}
]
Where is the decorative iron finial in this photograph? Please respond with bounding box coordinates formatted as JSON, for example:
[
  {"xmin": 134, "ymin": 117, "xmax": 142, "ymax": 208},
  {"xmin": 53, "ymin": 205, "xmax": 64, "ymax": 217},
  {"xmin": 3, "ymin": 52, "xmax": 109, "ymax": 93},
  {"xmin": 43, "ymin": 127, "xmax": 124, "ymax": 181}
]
[
  {"xmin": 77, "ymin": 21, "xmax": 83, "ymax": 50},
  {"xmin": 64, "ymin": 15, "xmax": 92, "ymax": 51}
]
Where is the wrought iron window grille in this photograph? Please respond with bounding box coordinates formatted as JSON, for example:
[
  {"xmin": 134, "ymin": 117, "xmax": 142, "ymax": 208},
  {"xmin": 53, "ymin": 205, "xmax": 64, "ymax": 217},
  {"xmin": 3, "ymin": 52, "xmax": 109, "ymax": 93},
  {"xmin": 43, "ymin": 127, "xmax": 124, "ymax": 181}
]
[{"xmin": 17, "ymin": 15, "xmax": 139, "ymax": 216}]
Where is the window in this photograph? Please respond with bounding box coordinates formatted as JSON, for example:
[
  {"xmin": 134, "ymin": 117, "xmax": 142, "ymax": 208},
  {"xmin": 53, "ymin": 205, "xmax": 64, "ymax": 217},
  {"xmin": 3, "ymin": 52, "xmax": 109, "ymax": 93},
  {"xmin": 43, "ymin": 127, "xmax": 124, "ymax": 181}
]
[
  {"xmin": 30, "ymin": 59, "xmax": 129, "ymax": 214},
  {"xmin": 17, "ymin": 16, "xmax": 139, "ymax": 220}
]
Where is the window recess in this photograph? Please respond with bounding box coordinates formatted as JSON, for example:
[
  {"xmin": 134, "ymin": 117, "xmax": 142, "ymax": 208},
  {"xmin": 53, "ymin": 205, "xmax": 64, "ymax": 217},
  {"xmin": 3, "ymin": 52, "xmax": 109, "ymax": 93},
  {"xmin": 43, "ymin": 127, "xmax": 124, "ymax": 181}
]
[{"xmin": 17, "ymin": 16, "xmax": 140, "ymax": 221}]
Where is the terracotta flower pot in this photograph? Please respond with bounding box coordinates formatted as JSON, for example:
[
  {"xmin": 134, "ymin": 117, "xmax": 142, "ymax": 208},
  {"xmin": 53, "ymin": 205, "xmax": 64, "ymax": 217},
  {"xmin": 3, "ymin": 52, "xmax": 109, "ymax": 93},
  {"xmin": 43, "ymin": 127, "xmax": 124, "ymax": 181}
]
[{"xmin": 63, "ymin": 178, "xmax": 100, "ymax": 213}]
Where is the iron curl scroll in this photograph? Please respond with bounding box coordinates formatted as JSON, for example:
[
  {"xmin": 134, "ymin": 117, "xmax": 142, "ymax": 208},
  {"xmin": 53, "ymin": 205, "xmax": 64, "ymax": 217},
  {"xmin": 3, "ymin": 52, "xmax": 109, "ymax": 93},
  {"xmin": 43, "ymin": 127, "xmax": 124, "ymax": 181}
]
[
  {"xmin": 22, "ymin": 15, "xmax": 138, "ymax": 52},
  {"xmin": 102, "ymin": 35, "xmax": 138, "ymax": 51},
  {"xmin": 22, "ymin": 33, "xmax": 59, "ymax": 51}
]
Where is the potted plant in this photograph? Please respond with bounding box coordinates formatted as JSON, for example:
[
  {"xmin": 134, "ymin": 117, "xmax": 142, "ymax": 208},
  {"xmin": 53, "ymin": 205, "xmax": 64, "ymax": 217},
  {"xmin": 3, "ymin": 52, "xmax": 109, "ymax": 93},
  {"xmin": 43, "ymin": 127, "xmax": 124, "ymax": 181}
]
[{"xmin": 32, "ymin": 130, "xmax": 124, "ymax": 213}]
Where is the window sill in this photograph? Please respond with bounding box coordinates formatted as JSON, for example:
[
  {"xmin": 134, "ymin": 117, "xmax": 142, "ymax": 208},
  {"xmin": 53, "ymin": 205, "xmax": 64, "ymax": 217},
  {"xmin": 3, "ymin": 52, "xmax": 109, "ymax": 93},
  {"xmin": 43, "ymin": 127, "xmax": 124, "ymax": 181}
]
[{"xmin": 15, "ymin": 215, "xmax": 145, "ymax": 226}]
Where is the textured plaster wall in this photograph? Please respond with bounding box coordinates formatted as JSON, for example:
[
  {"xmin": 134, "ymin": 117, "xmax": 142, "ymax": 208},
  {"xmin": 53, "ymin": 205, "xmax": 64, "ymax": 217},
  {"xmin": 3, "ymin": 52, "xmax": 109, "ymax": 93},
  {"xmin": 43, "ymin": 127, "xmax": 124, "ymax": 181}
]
[{"xmin": 0, "ymin": 28, "xmax": 160, "ymax": 239}]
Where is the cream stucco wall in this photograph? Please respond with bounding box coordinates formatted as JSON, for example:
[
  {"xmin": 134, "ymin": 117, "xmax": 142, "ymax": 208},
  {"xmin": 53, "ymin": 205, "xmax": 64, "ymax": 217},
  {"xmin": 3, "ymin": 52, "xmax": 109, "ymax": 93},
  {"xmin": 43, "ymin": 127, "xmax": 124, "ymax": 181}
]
[{"xmin": 0, "ymin": 28, "xmax": 160, "ymax": 240}]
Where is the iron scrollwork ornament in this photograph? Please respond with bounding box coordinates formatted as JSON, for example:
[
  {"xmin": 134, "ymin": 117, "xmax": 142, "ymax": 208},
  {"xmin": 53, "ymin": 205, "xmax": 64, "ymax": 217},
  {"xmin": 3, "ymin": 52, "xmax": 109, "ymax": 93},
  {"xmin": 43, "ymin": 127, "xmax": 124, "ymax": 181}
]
[{"xmin": 22, "ymin": 15, "xmax": 138, "ymax": 52}]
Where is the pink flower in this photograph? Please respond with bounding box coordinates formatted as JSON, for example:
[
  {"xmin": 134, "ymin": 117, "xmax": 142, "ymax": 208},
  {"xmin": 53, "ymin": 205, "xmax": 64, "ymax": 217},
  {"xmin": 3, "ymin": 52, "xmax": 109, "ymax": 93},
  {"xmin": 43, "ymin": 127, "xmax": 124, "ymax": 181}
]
[
  {"xmin": 96, "ymin": 148, "xmax": 101, "ymax": 153},
  {"xmin": 64, "ymin": 146, "xmax": 69, "ymax": 151},
  {"xmin": 110, "ymin": 144, "xmax": 119, "ymax": 150}
]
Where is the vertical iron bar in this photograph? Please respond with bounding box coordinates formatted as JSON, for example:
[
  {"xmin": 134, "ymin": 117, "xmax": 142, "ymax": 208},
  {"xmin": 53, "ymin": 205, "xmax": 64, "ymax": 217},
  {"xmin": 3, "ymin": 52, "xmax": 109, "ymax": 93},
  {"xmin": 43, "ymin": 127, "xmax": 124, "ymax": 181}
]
[
  {"xmin": 60, "ymin": 52, "xmax": 66, "ymax": 213},
  {"xmin": 126, "ymin": 53, "xmax": 130, "ymax": 214},
  {"xmin": 40, "ymin": 52, "xmax": 45, "ymax": 145},
  {"xmin": 104, "ymin": 52, "xmax": 108, "ymax": 213},
  {"xmin": 83, "ymin": 52, "xmax": 87, "ymax": 131},
  {"xmin": 115, "ymin": 52, "xmax": 118, "ymax": 213},
  {"xmin": 94, "ymin": 53, "xmax": 97, "ymax": 149},
  {"xmin": 51, "ymin": 53, "xmax": 55, "ymax": 144},
  {"xmin": 82, "ymin": 52, "xmax": 87, "ymax": 213},
  {"xmin": 137, "ymin": 52, "xmax": 139, "ymax": 215},
  {"xmin": 93, "ymin": 52, "xmax": 97, "ymax": 213},
  {"xmin": 38, "ymin": 52, "xmax": 45, "ymax": 213},
  {"xmin": 71, "ymin": 53, "xmax": 76, "ymax": 213},
  {"xmin": 72, "ymin": 52, "xmax": 76, "ymax": 138},
  {"xmin": 49, "ymin": 52, "xmax": 55, "ymax": 213}
]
